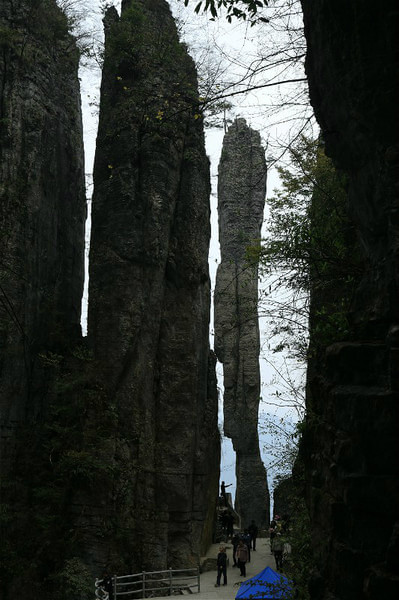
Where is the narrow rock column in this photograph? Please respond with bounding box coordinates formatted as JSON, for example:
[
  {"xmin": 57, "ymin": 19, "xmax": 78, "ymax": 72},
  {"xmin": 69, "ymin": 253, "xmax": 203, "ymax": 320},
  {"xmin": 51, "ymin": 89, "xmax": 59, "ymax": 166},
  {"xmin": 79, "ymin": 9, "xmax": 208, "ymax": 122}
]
[
  {"xmin": 214, "ymin": 118, "xmax": 270, "ymax": 528},
  {"xmin": 88, "ymin": 0, "xmax": 219, "ymax": 572}
]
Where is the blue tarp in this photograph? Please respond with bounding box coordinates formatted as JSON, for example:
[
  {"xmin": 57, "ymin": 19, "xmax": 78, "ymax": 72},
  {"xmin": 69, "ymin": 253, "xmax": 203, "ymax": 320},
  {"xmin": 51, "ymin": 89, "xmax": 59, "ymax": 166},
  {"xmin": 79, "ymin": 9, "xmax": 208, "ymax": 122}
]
[{"xmin": 235, "ymin": 566, "xmax": 293, "ymax": 599}]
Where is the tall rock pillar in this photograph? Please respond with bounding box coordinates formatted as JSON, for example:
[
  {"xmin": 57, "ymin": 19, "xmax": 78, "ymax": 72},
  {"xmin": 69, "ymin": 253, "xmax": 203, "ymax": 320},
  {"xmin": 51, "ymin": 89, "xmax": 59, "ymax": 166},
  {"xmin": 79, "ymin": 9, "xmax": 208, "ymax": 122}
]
[
  {"xmin": 88, "ymin": 0, "xmax": 219, "ymax": 572},
  {"xmin": 214, "ymin": 118, "xmax": 269, "ymax": 528}
]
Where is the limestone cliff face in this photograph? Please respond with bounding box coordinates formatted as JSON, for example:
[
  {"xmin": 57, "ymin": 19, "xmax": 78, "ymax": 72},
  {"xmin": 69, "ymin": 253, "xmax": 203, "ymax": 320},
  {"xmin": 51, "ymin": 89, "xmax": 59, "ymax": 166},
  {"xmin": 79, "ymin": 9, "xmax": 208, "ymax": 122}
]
[
  {"xmin": 88, "ymin": 0, "xmax": 219, "ymax": 572},
  {"xmin": 300, "ymin": 1, "xmax": 399, "ymax": 597},
  {"xmin": 0, "ymin": 0, "xmax": 85, "ymax": 475},
  {"xmin": 0, "ymin": 1, "xmax": 86, "ymax": 596},
  {"xmin": 214, "ymin": 118, "xmax": 269, "ymax": 528}
]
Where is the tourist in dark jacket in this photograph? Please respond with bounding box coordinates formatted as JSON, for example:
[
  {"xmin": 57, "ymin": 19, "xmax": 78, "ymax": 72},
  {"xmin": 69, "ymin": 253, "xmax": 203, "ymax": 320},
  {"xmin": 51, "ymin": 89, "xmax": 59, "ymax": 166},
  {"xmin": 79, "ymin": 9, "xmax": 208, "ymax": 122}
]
[
  {"xmin": 248, "ymin": 520, "xmax": 258, "ymax": 550},
  {"xmin": 100, "ymin": 572, "xmax": 114, "ymax": 600},
  {"xmin": 215, "ymin": 545, "xmax": 228, "ymax": 586},
  {"xmin": 232, "ymin": 532, "xmax": 240, "ymax": 566}
]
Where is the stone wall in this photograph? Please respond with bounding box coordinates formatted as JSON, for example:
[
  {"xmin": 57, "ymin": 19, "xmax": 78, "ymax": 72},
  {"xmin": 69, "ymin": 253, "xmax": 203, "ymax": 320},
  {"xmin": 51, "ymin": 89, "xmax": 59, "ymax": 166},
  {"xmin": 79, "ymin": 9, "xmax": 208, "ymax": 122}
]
[
  {"xmin": 300, "ymin": 1, "xmax": 399, "ymax": 597},
  {"xmin": 88, "ymin": 0, "xmax": 220, "ymax": 573},
  {"xmin": 214, "ymin": 118, "xmax": 270, "ymax": 528}
]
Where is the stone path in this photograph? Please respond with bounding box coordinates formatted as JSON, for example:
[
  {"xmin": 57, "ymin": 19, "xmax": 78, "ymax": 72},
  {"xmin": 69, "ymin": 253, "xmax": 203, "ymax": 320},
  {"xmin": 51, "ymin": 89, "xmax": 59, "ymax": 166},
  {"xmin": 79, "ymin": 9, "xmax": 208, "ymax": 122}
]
[{"xmin": 151, "ymin": 537, "xmax": 276, "ymax": 599}]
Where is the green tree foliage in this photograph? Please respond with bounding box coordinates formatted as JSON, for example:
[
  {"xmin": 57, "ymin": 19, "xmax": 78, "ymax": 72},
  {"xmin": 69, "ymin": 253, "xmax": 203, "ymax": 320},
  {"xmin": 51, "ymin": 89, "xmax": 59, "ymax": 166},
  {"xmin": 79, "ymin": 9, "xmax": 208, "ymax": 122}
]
[
  {"xmin": 283, "ymin": 492, "xmax": 312, "ymax": 599},
  {"xmin": 251, "ymin": 135, "xmax": 361, "ymax": 361}
]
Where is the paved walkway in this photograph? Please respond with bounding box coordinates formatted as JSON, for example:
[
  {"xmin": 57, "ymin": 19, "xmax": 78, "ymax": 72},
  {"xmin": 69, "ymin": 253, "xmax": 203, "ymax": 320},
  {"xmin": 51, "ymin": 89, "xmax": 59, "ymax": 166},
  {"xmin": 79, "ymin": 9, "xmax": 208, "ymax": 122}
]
[{"xmin": 151, "ymin": 537, "xmax": 276, "ymax": 599}]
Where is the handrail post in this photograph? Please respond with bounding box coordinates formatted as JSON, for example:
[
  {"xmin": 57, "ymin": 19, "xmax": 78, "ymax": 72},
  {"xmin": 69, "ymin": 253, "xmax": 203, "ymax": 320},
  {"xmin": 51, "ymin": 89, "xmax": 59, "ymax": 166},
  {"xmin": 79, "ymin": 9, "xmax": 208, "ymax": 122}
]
[
  {"xmin": 114, "ymin": 574, "xmax": 117, "ymax": 599},
  {"xmin": 142, "ymin": 571, "xmax": 146, "ymax": 598},
  {"xmin": 169, "ymin": 567, "xmax": 172, "ymax": 596},
  {"xmin": 197, "ymin": 566, "xmax": 200, "ymax": 592}
]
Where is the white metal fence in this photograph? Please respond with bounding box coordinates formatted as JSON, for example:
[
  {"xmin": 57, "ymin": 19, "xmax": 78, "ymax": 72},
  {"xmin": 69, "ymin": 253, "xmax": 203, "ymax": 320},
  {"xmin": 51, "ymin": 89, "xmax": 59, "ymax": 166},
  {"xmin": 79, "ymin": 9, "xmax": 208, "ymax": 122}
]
[{"xmin": 96, "ymin": 567, "xmax": 200, "ymax": 598}]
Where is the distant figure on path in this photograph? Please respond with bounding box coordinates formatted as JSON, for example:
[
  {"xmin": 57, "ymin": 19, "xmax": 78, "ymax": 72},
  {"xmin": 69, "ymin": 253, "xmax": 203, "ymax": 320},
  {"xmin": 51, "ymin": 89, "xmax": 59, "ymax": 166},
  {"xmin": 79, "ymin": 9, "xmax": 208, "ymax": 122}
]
[
  {"xmin": 248, "ymin": 519, "xmax": 258, "ymax": 550},
  {"xmin": 243, "ymin": 529, "xmax": 251, "ymax": 562},
  {"xmin": 100, "ymin": 571, "xmax": 114, "ymax": 600},
  {"xmin": 231, "ymin": 532, "xmax": 240, "ymax": 567},
  {"xmin": 273, "ymin": 533, "xmax": 284, "ymax": 571},
  {"xmin": 221, "ymin": 480, "xmax": 232, "ymax": 506},
  {"xmin": 235, "ymin": 539, "xmax": 249, "ymax": 577},
  {"xmin": 215, "ymin": 545, "xmax": 228, "ymax": 587},
  {"xmin": 269, "ymin": 517, "xmax": 277, "ymax": 553}
]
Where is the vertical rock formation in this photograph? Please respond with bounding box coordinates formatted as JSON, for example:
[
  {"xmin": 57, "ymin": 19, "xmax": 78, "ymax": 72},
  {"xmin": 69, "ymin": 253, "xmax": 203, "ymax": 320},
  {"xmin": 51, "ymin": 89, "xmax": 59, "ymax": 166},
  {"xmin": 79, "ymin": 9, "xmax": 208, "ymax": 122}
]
[
  {"xmin": 0, "ymin": 0, "xmax": 86, "ymax": 461},
  {"xmin": 214, "ymin": 118, "xmax": 269, "ymax": 528},
  {"xmin": 88, "ymin": 0, "xmax": 219, "ymax": 573},
  {"xmin": 299, "ymin": 1, "xmax": 399, "ymax": 597},
  {"xmin": 0, "ymin": 0, "xmax": 86, "ymax": 596}
]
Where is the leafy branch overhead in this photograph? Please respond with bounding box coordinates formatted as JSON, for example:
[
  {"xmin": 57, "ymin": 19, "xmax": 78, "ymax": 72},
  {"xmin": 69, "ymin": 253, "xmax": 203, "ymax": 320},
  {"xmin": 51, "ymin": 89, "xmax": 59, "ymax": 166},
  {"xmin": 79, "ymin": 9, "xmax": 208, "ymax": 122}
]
[{"xmin": 183, "ymin": 0, "xmax": 270, "ymax": 25}]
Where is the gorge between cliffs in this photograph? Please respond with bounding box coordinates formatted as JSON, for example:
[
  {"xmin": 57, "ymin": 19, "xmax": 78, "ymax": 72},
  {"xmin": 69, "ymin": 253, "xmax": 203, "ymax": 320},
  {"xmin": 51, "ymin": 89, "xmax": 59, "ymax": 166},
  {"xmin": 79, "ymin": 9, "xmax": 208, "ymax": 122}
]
[{"xmin": 0, "ymin": 1, "xmax": 398, "ymax": 599}]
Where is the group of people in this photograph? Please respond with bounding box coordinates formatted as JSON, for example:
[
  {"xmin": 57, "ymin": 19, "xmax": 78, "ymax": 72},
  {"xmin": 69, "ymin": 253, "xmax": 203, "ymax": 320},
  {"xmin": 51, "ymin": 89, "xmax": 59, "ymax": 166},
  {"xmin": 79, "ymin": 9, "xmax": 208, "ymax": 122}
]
[
  {"xmin": 215, "ymin": 512, "xmax": 291, "ymax": 587},
  {"xmin": 101, "ymin": 514, "xmax": 289, "ymax": 594},
  {"xmin": 215, "ymin": 521, "xmax": 259, "ymax": 586},
  {"xmin": 269, "ymin": 514, "xmax": 290, "ymax": 572}
]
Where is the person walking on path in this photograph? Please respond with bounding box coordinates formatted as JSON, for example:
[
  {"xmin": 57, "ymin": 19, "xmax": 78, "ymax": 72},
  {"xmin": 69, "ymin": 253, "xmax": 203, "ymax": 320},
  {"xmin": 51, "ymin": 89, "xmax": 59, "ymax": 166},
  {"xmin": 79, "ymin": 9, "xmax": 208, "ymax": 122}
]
[
  {"xmin": 231, "ymin": 532, "xmax": 240, "ymax": 567},
  {"xmin": 235, "ymin": 539, "xmax": 249, "ymax": 577},
  {"xmin": 243, "ymin": 529, "xmax": 251, "ymax": 563},
  {"xmin": 248, "ymin": 520, "xmax": 258, "ymax": 550},
  {"xmin": 269, "ymin": 517, "xmax": 277, "ymax": 554},
  {"xmin": 273, "ymin": 533, "xmax": 284, "ymax": 571},
  {"xmin": 100, "ymin": 571, "xmax": 114, "ymax": 600},
  {"xmin": 215, "ymin": 546, "xmax": 228, "ymax": 587}
]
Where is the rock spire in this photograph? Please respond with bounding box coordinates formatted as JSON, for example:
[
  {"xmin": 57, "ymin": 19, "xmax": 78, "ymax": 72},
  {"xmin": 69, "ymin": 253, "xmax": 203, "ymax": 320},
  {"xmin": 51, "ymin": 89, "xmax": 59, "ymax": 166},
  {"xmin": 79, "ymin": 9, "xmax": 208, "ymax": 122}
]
[
  {"xmin": 214, "ymin": 118, "xmax": 270, "ymax": 527},
  {"xmin": 88, "ymin": 0, "xmax": 219, "ymax": 572}
]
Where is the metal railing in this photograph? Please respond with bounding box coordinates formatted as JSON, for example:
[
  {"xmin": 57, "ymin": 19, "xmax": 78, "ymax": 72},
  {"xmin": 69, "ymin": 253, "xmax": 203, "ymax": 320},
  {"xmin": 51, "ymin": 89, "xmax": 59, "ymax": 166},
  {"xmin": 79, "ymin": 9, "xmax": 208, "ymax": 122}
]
[
  {"xmin": 95, "ymin": 567, "xmax": 200, "ymax": 598},
  {"xmin": 95, "ymin": 578, "xmax": 109, "ymax": 600}
]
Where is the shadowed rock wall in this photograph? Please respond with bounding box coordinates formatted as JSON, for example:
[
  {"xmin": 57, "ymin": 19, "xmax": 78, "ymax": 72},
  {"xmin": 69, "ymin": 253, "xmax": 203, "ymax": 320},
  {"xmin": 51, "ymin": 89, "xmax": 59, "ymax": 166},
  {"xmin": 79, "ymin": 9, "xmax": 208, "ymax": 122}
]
[
  {"xmin": 214, "ymin": 118, "xmax": 269, "ymax": 528},
  {"xmin": 0, "ymin": 0, "xmax": 85, "ymax": 482},
  {"xmin": 300, "ymin": 1, "xmax": 399, "ymax": 597},
  {"xmin": 0, "ymin": 1, "xmax": 86, "ymax": 596},
  {"xmin": 88, "ymin": 0, "xmax": 219, "ymax": 573}
]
